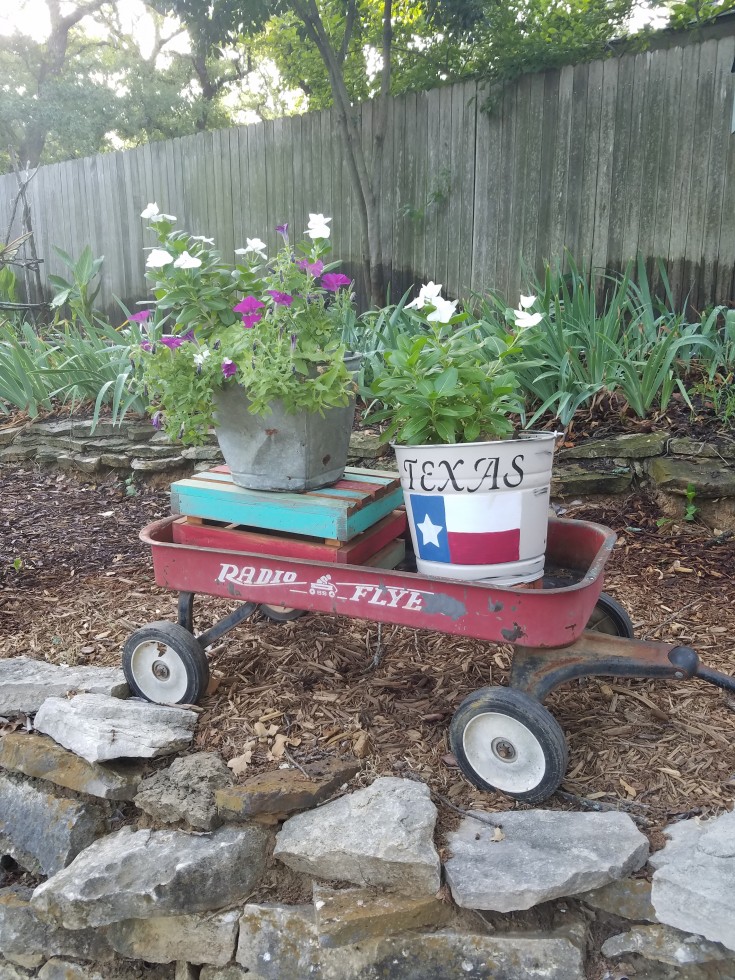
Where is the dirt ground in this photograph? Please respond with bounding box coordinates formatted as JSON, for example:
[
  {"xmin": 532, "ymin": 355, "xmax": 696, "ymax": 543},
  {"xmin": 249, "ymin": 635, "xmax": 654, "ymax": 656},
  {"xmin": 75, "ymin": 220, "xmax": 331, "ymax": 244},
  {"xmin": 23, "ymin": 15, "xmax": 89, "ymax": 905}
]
[{"xmin": 1, "ymin": 459, "xmax": 734, "ymax": 849}]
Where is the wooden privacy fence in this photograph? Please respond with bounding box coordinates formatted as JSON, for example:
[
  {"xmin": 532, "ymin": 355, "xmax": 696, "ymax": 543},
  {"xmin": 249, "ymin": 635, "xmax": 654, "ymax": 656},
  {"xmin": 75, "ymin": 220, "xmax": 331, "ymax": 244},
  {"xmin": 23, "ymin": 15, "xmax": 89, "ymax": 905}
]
[{"xmin": 1, "ymin": 22, "xmax": 734, "ymax": 315}]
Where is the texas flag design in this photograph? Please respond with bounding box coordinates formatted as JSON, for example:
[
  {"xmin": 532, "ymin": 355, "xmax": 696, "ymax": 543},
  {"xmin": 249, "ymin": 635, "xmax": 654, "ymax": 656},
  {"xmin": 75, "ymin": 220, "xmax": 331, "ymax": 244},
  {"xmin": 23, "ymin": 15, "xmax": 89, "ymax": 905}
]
[{"xmin": 409, "ymin": 492, "xmax": 522, "ymax": 565}]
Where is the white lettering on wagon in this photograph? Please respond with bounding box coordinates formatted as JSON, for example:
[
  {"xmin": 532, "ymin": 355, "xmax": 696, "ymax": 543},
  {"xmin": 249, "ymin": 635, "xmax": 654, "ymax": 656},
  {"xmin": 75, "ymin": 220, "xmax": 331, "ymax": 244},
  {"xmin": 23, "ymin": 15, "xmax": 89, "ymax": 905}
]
[
  {"xmin": 216, "ymin": 563, "xmax": 304, "ymax": 587},
  {"xmin": 346, "ymin": 584, "xmax": 425, "ymax": 611}
]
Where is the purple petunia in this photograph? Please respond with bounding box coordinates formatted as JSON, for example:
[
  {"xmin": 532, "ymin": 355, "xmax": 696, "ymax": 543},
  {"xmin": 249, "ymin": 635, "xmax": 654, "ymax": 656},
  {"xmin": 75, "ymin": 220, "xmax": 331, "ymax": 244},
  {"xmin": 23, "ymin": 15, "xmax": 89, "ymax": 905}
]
[
  {"xmin": 160, "ymin": 335, "xmax": 184, "ymax": 349},
  {"xmin": 221, "ymin": 358, "xmax": 237, "ymax": 379},
  {"xmin": 297, "ymin": 258, "xmax": 324, "ymax": 277},
  {"xmin": 267, "ymin": 290, "xmax": 293, "ymax": 307},
  {"xmin": 321, "ymin": 273, "xmax": 351, "ymax": 293},
  {"xmin": 242, "ymin": 312, "xmax": 262, "ymax": 329},
  {"xmin": 128, "ymin": 309, "xmax": 152, "ymax": 323},
  {"xmin": 233, "ymin": 295, "xmax": 265, "ymax": 315},
  {"xmin": 152, "ymin": 411, "xmax": 163, "ymax": 430},
  {"xmin": 276, "ymin": 223, "xmax": 289, "ymax": 241},
  {"xmin": 181, "ymin": 329, "xmax": 196, "ymax": 342},
  {"xmin": 140, "ymin": 340, "xmax": 152, "ymax": 352}
]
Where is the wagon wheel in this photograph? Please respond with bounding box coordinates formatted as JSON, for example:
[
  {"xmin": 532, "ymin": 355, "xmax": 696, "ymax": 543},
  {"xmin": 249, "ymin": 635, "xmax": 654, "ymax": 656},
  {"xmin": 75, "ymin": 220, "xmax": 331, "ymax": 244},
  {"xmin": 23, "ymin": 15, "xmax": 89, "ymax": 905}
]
[
  {"xmin": 449, "ymin": 687, "xmax": 568, "ymax": 804},
  {"xmin": 259, "ymin": 604, "xmax": 306, "ymax": 623},
  {"xmin": 123, "ymin": 621, "xmax": 210, "ymax": 705},
  {"xmin": 587, "ymin": 593, "xmax": 634, "ymax": 638}
]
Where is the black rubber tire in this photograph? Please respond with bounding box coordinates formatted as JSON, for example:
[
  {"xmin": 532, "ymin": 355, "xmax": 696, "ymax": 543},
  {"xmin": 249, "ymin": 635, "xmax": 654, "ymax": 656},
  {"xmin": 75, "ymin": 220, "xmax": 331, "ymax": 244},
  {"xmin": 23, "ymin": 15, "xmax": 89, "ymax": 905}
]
[
  {"xmin": 122, "ymin": 621, "xmax": 210, "ymax": 705},
  {"xmin": 587, "ymin": 593, "xmax": 634, "ymax": 638},
  {"xmin": 449, "ymin": 686, "xmax": 568, "ymax": 804},
  {"xmin": 259, "ymin": 604, "xmax": 306, "ymax": 623}
]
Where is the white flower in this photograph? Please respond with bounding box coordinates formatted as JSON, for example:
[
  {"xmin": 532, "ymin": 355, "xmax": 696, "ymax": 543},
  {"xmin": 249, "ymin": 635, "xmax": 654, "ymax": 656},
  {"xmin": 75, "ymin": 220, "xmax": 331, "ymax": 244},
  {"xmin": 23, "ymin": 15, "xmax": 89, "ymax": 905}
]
[
  {"xmin": 193, "ymin": 349, "xmax": 211, "ymax": 366},
  {"xmin": 306, "ymin": 213, "xmax": 331, "ymax": 239},
  {"xmin": 514, "ymin": 309, "xmax": 544, "ymax": 330},
  {"xmin": 140, "ymin": 202, "xmax": 159, "ymax": 219},
  {"xmin": 190, "ymin": 235, "xmax": 215, "ymax": 244},
  {"xmin": 519, "ymin": 294, "xmax": 537, "ymax": 309},
  {"xmin": 406, "ymin": 280, "xmax": 444, "ymax": 310},
  {"xmin": 426, "ymin": 297, "xmax": 458, "ymax": 323},
  {"xmin": 146, "ymin": 248, "xmax": 174, "ymax": 268},
  {"xmin": 236, "ymin": 237, "xmax": 267, "ymax": 259},
  {"xmin": 150, "ymin": 212, "xmax": 177, "ymax": 223},
  {"xmin": 173, "ymin": 251, "xmax": 202, "ymax": 269}
]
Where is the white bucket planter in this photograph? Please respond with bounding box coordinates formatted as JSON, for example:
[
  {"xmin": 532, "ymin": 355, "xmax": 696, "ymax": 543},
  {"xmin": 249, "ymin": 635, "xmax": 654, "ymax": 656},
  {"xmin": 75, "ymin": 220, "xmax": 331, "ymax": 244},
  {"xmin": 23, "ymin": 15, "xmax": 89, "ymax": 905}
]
[{"xmin": 393, "ymin": 432, "xmax": 556, "ymax": 586}]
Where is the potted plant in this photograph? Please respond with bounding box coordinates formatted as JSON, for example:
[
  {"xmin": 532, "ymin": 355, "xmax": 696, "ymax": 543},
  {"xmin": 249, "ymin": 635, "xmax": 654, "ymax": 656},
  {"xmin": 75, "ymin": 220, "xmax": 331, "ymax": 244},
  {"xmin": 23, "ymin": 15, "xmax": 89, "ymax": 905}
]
[
  {"xmin": 368, "ymin": 286, "xmax": 556, "ymax": 586},
  {"xmin": 131, "ymin": 205, "xmax": 359, "ymax": 491}
]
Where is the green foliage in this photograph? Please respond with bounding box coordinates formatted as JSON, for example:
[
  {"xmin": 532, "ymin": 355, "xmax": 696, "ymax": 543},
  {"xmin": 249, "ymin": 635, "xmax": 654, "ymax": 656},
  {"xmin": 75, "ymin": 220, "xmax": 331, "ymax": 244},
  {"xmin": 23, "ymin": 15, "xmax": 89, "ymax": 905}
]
[
  {"xmin": 0, "ymin": 266, "xmax": 18, "ymax": 303},
  {"xmin": 134, "ymin": 209, "xmax": 357, "ymax": 444},
  {"xmin": 667, "ymin": 0, "xmax": 735, "ymax": 29},
  {"xmin": 0, "ymin": 319, "xmax": 56, "ymax": 417},
  {"xmin": 366, "ymin": 297, "xmax": 524, "ymax": 445},
  {"xmin": 684, "ymin": 483, "xmax": 698, "ymax": 522},
  {"xmin": 49, "ymin": 246, "xmax": 104, "ymax": 322}
]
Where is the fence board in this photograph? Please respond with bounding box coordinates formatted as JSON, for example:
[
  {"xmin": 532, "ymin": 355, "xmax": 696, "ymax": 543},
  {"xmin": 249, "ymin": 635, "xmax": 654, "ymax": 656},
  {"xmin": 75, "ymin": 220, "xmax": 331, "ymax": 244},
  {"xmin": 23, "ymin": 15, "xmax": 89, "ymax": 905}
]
[{"xmin": 3, "ymin": 29, "xmax": 734, "ymax": 317}]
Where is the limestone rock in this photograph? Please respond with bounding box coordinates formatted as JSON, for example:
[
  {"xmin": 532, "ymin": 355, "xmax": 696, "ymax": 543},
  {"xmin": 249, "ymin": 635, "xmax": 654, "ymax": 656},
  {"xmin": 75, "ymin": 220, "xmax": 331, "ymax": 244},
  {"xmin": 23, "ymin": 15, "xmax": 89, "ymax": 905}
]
[
  {"xmin": 313, "ymin": 883, "xmax": 451, "ymax": 948},
  {"xmin": 175, "ymin": 965, "xmax": 200, "ymax": 980},
  {"xmin": 216, "ymin": 757, "xmax": 360, "ymax": 820},
  {"xmin": 274, "ymin": 777, "xmax": 440, "ymax": 893},
  {"xmin": 0, "ymin": 425, "xmax": 25, "ymax": 446},
  {"xmin": 134, "ymin": 752, "xmax": 232, "ymax": 830},
  {"xmin": 580, "ymin": 876, "xmax": 657, "ymax": 922},
  {"xmin": 558, "ymin": 432, "xmax": 669, "ymax": 460},
  {"xmin": 646, "ymin": 456, "xmax": 735, "ymax": 499},
  {"xmin": 551, "ymin": 461, "xmax": 633, "ymax": 496},
  {"xmin": 237, "ymin": 903, "xmax": 320, "ymax": 978},
  {"xmin": 0, "ymin": 886, "xmax": 112, "ymax": 962},
  {"xmin": 33, "ymin": 694, "xmax": 197, "ymax": 763},
  {"xmin": 0, "ymin": 773, "xmax": 106, "ymax": 877},
  {"xmin": 0, "ymin": 658, "xmax": 127, "ymax": 715},
  {"xmin": 107, "ymin": 909, "xmax": 239, "ymax": 965},
  {"xmin": 650, "ymin": 811, "xmax": 735, "ymax": 951},
  {"xmin": 444, "ymin": 810, "xmax": 649, "ymax": 912},
  {"xmin": 602, "ymin": 923, "xmax": 735, "ymax": 967},
  {"xmin": 132, "ymin": 456, "xmax": 185, "ymax": 471},
  {"xmin": 37, "ymin": 961, "xmax": 106, "ymax": 980},
  {"xmin": 200, "ymin": 968, "xmax": 253, "ymax": 980},
  {"xmin": 668, "ymin": 437, "xmax": 729, "ymax": 458},
  {"xmin": 0, "ymin": 733, "xmax": 143, "ymax": 801},
  {"xmin": 0, "ymin": 960, "xmax": 37, "ymax": 979},
  {"xmin": 31, "ymin": 824, "xmax": 270, "ymax": 929},
  {"xmin": 347, "ymin": 432, "xmax": 388, "ymax": 460}
]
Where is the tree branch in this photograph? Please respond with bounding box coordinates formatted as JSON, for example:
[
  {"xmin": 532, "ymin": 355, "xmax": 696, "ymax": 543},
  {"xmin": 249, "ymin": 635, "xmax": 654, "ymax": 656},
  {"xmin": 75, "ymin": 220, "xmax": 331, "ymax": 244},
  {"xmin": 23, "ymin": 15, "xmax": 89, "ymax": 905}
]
[{"xmin": 338, "ymin": 0, "xmax": 357, "ymax": 66}]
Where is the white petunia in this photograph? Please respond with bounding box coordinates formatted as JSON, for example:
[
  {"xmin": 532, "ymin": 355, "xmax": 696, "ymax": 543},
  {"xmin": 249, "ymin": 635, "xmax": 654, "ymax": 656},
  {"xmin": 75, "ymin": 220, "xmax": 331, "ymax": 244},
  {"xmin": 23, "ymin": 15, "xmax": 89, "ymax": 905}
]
[
  {"xmin": 514, "ymin": 309, "xmax": 544, "ymax": 330},
  {"xmin": 193, "ymin": 349, "xmax": 211, "ymax": 366},
  {"xmin": 306, "ymin": 213, "xmax": 331, "ymax": 239},
  {"xmin": 140, "ymin": 202, "xmax": 159, "ymax": 219},
  {"xmin": 426, "ymin": 297, "xmax": 458, "ymax": 323},
  {"xmin": 236, "ymin": 237, "xmax": 267, "ymax": 259},
  {"xmin": 173, "ymin": 251, "xmax": 202, "ymax": 269},
  {"xmin": 406, "ymin": 280, "xmax": 444, "ymax": 310},
  {"xmin": 150, "ymin": 212, "xmax": 177, "ymax": 223},
  {"xmin": 146, "ymin": 248, "xmax": 174, "ymax": 268},
  {"xmin": 519, "ymin": 294, "xmax": 537, "ymax": 309},
  {"xmin": 190, "ymin": 235, "xmax": 215, "ymax": 244}
]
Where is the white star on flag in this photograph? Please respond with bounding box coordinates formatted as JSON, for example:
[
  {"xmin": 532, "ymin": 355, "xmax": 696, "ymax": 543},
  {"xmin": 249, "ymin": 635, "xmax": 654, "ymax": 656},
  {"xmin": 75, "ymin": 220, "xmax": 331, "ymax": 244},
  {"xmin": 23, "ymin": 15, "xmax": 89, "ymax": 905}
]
[{"xmin": 417, "ymin": 513, "xmax": 443, "ymax": 547}]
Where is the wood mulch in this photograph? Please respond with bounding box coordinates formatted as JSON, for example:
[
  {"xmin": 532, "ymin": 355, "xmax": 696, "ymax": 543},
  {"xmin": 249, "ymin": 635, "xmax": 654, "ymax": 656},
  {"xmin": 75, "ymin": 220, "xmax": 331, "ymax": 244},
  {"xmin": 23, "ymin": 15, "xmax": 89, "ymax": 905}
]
[{"xmin": 1, "ymin": 460, "xmax": 734, "ymax": 849}]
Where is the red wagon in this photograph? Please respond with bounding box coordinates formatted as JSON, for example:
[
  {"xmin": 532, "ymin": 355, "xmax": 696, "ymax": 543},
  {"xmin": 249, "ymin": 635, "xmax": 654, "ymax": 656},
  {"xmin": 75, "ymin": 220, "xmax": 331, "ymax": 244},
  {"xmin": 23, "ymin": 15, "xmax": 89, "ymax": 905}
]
[{"xmin": 124, "ymin": 515, "xmax": 735, "ymax": 804}]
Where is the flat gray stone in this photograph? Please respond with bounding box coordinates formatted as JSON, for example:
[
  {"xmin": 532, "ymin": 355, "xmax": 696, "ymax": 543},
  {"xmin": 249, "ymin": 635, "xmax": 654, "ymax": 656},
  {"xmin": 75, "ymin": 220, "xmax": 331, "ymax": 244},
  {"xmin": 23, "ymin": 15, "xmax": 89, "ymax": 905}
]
[
  {"xmin": 134, "ymin": 752, "xmax": 232, "ymax": 830},
  {"xmin": 0, "ymin": 733, "xmax": 143, "ymax": 801},
  {"xmin": 181, "ymin": 446, "xmax": 223, "ymax": 461},
  {"xmin": 274, "ymin": 777, "xmax": 440, "ymax": 893},
  {"xmin": 37, "ymin": 961, "xmax": 106, "ymax": 980},
  {"xmin": 579, "ymin": 875, "xmax": 657, "ymax": 922},
  {"xmin": 650, "ymin": 811, "xmax": 735, "ymax": 951},
  {"xmin": 31, "ymin": 824, "xmax": 270, "ymax": 929},
  {"xmin": 0, "ymin": 886, "xmax": 112, "ymax": 962},
  {"xmin": 444, "ymin": 810, "xmax": 649, "ymax": 912},
  {"xmin": 551, "ymin": 461, "xmax": 633, "ymax": 496},
  {"xmin": 602, "ymin": 923, "xmax": 735, "ymax": 967},
  {"xmin": 33, "ymin": 694, "xmax": 197, "ymax": 762},
  {"xmin": 0, "ymin": 658, "xmax": 127, "ymax": 715},
  {"xmin": 647, "ymin": 456, "xmax": 735, "ymax": 499},
  {"xmin": 200, "ymin": 968, "xmax": 252, "ymax": 980},
  {"xmin": 558, "ymin": 432, "xmax": 669, "ymax": 460},
  {"xmin": 0, "ymin": 773, "xmax": 106, "ymax": 877},
  {"xmin": 237, "ymin": 903, "xmax": 320, "ymax": 978},
  {"xmin": 107, "ymin": 909, "xmax": 239, "ymax": 965},
  {"xmin": 131, "ymin": 456, "xmax": 185, "ymax": 471}
]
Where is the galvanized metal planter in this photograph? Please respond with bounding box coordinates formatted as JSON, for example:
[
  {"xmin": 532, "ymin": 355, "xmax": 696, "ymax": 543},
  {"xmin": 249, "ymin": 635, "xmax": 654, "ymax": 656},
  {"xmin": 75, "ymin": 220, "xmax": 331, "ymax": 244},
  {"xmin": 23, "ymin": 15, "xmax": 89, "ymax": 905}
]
[
  {"xmin": 393, "ymin": 431, "xmax": 557, "ymax": 587},
  {"xmin": 212, "ymin": 354, "xmax": 361, "ymax": 492}
]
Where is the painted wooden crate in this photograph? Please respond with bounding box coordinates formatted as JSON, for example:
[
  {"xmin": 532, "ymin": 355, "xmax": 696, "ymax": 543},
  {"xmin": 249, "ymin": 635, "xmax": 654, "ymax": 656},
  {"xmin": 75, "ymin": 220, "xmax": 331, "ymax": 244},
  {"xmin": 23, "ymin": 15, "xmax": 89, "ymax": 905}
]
[{"xmin": 170, "ymin": 466, "xmax": 404, "ymax": 542}]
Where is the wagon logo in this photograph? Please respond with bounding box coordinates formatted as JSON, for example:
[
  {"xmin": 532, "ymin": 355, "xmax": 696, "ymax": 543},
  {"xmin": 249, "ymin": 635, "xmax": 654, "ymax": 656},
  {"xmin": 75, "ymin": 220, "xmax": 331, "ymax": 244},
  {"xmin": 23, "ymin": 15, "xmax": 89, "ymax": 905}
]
[
  {"xmin": 309, "ymin": 574, "xmax": 338, "ymax": 598},
  {"xmin": 216, "ymin": 563, "xmax": 305, "ymax": 587}
]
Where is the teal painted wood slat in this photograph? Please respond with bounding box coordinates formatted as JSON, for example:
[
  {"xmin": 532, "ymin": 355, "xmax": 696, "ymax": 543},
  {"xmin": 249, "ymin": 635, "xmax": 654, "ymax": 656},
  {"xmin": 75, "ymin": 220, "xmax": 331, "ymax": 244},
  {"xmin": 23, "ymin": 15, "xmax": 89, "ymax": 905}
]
[{"xmin": 170, "ymin": 483, "xmax": 405, "ymax": 541}]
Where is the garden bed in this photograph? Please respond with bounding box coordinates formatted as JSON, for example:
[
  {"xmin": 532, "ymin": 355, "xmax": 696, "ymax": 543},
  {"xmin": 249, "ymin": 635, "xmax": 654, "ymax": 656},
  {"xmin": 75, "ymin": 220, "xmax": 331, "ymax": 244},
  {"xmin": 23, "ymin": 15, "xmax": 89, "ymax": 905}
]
[{"xmin": 2, "ymin": 462, "xmax": 733, "ymax": 847}]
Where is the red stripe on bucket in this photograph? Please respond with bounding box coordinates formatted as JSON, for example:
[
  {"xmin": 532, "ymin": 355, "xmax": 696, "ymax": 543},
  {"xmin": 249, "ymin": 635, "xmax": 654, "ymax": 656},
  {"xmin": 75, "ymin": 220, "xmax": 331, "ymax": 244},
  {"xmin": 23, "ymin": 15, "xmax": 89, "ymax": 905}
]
[{"xmin": 447, "ymin": 528, "xmax": 521, "ymax": 565}]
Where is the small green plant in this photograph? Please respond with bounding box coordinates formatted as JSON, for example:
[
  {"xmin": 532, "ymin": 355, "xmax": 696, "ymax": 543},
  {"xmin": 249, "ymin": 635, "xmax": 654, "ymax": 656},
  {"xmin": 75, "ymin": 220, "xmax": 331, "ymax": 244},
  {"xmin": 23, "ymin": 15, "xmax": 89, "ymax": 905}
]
[
  {"xmin": 0, "ymin": 266, "xmax": 18, "ymax": 303},
  {"xmin": 11, "ymin": 557, "xmax": 23, "ymax": 571},
  {"xmin": 49, "ymin": 245, "xmax": 104, "ymax": 321},
  {"xmin": 124, "ymin": 474, "xmax": 138, "ymax": 497},
  {"xmin": 367, "ymin": 283, "xmax": 526, "ymax": 445},
  {"xmin": 684, "ymin": 483, "xmax": 698, "ymax": 522}
]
